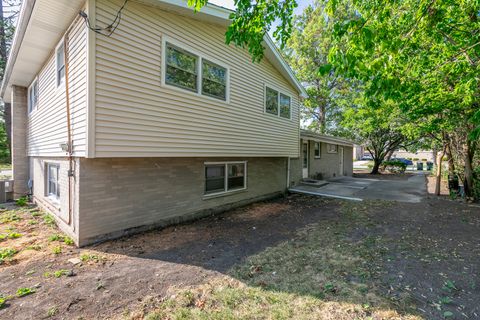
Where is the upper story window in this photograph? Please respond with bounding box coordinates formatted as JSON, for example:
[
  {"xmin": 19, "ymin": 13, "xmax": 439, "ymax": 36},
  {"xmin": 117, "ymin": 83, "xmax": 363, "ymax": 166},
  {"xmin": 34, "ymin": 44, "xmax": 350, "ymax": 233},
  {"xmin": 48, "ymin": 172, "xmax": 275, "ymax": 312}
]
[
  {"xmin": 202, "ymin": 60, "xmax": 227, "ymax": 100},
  {"xmin": 28, "ymin": 78, "xmax": 39, "ymax": 113},
  {"xmin": 265, "ymin": 86, "xmax": 291, "ymax": 119},
  {"xmin": 56, "ymin": 41, "xmax": 65, "ymax": 87},
  {"xmin": 314, "ymin": 142, "xmax": 321, "ymax": 158},
  {"xmin": 163, "ymin": 40, "xmax": 229, "ymax": 102},
  {"xmin": 327, "ymin": 144, "xmax": 338, "ymax": 153},
  {"xmin": 165, "ymin": 44, "xmax": 198, "ymax": 92}
]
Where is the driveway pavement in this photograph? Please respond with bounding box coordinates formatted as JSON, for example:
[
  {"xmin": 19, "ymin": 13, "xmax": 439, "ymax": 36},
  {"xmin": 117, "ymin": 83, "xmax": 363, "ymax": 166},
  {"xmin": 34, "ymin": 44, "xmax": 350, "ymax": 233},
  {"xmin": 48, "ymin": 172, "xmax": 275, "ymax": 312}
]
[{"xmin": 290, "ymin": 173, "xmax": 427, "ymax": 203}]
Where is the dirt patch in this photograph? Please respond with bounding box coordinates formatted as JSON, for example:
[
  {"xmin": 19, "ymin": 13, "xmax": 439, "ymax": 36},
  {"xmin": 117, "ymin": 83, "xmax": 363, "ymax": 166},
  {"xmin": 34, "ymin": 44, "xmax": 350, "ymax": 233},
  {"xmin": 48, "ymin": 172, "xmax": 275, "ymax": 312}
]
[{"xmin": 0, "ymin": 185, "xmax": 479, "ymax": 319}]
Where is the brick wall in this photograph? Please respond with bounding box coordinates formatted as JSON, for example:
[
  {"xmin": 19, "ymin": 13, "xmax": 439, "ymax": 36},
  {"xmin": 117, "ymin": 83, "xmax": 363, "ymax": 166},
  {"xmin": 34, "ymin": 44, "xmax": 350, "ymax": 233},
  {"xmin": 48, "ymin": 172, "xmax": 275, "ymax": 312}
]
[{"xmin": 77, "ymin": 157, "xmax": 287, "ymax": 245}]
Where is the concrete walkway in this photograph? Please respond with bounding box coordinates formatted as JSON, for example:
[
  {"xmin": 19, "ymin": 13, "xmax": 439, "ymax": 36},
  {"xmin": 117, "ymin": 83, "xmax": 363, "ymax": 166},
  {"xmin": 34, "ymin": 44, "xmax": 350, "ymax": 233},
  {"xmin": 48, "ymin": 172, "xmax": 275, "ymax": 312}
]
[{"xmin": 289, "ymin": 173, "xmax": 427, "ymax": 203}]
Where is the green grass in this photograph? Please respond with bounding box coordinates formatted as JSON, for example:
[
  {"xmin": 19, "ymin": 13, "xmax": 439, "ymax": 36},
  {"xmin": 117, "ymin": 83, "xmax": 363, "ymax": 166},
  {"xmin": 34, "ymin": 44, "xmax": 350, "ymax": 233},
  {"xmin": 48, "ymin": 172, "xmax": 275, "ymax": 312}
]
[
  {"xmin": 44, "ymin": 269, "xmax": 71, "ymax": 278},
  {"xmin": 43, "ymin": 214, "xmax": 56, "ymax": 227},
  {"xmin": 0, "ymin": 247, "xmax": 17, "ymax": 264},
  {"xmin": 16, "ymin": 287, "xmax": 35, "ymax": 297},
  {"xmin": 51, "ymin": 246, "xmax": 62, "ymax": 255},
  {"xmin": 80, "ymin": 253, "xmax": 104, "ymax": 262},
  {"xmin": 0, "ymin": 212, "xmax": 21, "ymax": 224}
]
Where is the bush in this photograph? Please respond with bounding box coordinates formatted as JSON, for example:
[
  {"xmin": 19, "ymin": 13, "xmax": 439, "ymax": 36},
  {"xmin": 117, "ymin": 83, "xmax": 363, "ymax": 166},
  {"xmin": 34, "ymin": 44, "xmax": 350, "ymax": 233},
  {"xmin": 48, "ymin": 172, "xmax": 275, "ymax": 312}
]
[{"xmin": 381, "ymin": 160, "xmax": 407, "ymax": 173}]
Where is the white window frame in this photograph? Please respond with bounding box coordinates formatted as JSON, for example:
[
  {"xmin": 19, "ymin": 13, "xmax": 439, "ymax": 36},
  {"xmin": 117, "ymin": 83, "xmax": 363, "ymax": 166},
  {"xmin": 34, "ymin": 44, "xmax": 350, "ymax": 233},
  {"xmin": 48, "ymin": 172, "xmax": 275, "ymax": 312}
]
[
  {"xmin": 204, "ymin": 161, "xmax": 247, "ymax": 197},
  {"xmin": 327, "ymin": 144, "xmax": 338, "ymax": 154},
  {"xmin": 28, "ymin": 77, "xmax": 39, "ymax": 114},
  {"xmin": 314, "ymin": 142, "xmax": 321, "ymax": 158},
  {"xmin": 263, "ymin": 83, "xmax": 292, "ymax": 120},
  {"xmin": 46, "ymin": 163, "xmax": 60, "ymax": 201},
  {"xmin": 161, "ymin": 36, "xmax": 230, "ymax": 103},
  {"xmin": 55, "ymin": 40, "xmax": 65, "ymax": 88}
]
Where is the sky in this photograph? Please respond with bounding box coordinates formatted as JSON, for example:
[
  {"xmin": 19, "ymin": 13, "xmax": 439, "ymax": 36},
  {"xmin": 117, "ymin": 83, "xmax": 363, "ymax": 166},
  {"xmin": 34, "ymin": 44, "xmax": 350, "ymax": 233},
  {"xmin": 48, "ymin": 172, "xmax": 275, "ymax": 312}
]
[{"xmin": 210, "ymin": 0, "xmax": 314, "ymax": 37}]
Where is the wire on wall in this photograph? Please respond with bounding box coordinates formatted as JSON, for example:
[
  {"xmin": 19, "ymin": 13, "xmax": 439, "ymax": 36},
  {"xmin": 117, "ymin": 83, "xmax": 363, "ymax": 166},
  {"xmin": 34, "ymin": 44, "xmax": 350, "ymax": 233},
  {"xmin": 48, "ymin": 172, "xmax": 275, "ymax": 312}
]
[{"xmin": 79, "ymin": 0, "xmax": 129, "ymax": 37}]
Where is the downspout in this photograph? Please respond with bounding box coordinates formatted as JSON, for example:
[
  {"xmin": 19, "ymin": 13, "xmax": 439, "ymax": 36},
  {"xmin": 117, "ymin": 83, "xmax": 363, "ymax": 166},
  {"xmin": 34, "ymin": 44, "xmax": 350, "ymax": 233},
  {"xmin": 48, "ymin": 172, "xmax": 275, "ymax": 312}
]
[
  {"xmin": 62, "ymin": 17, "xmax": 81, "ymax": 228},
  {"xmin": 286, "ymin": 157, "xmax": 290, "ymax": 190}
]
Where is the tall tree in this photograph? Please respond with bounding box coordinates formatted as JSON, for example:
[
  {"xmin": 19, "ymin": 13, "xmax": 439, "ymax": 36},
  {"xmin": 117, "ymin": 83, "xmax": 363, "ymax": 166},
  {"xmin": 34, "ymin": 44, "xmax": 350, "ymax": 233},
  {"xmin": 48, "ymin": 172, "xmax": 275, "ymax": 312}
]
[{"xmin": 284, "ymin": 3, "xmax": 357, "ymax": 134}]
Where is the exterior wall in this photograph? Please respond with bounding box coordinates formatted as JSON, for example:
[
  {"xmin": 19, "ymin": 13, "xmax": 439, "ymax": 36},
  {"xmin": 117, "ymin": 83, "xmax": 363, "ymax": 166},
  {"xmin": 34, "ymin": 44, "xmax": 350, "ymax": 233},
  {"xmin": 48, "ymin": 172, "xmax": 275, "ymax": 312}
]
[
  {"xmin": 11, "ymin": 86, "xmax": 29, "ymax": 197},
  {"xmin": 77, "ymin": 157, "xmax": 287, "ymax": 245},
  {"xmin": 27, "ymin": 15, "xmax": 87, "ymax": 157},
  {"xmin": 392, "ymin": 150, "xmax": 434, "ymax": 162},
  {"xmin": 289, "ymin": 157, "xmax": 302, "ymax": 187},
  {"xmin": 343, "ymin": 146, "xmax": 353, "ymax": 176},
  {"xmin": 93, "ymin": 0, "xmax": 300, "ymax": 158},
  {"xmin": 31, "ymin": 157, "xmax": 80, "ymax": 243}
]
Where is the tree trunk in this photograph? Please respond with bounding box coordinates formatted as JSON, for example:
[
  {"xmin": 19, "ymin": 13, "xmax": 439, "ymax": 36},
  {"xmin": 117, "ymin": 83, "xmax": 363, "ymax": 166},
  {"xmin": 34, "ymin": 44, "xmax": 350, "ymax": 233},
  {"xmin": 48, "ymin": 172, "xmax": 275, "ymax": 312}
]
[
  {"xmin": 463, "ymin": 142, "xmax": 474, "ymax": 198},
  {"xmin": 371, "ymin": 158, "xmax": 382, "ymax": 174},
  {"xmin": 435, "ymin": 147, "xmax": 446, "ymax": 196},
  {"xmin": 385, "ymin": 149, "xmax": 394, "ymax": 161}
]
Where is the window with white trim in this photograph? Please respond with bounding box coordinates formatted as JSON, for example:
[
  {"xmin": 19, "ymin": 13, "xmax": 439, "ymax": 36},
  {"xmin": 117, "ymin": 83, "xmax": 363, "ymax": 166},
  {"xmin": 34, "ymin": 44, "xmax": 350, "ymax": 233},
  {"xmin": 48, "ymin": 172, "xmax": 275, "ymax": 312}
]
[
  {"xmin": 164, "ymin": 41, "xmax": 228, "ymax": 101},
  {"xmin": 47, "ymin": 163, "xmax": 60, "ymax": 199},
  {"xmin": 314, "ymin": 142, "xmax": 321, "ymax": 158},
  {"xmin": 56, "ymin": 42, "xmax": 65, "ymax": 87},
  {"xmin": 265, "ymin": 86, "xmax": 291, "ymax": 119},
  {"xmin": 205, "ymin": 162, "xmax": 247, "ymax": 195},
  {"xmin": 28, "ymin": 79, "xmax": 39, "ymax": 113},
  {"xmin": 327, "ymin": 144, "xmax": 338, "ymax": 153}
]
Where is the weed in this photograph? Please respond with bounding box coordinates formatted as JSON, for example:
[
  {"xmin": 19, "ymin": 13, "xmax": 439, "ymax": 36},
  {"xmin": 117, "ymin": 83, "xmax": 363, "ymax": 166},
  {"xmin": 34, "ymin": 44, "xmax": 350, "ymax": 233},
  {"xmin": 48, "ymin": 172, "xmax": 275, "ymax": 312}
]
[
  {"xmin": 0, "ymin": 212, "xmax": 21, "ymax": 224},
  {"xmin": 443, "ymin": 311, "xmax": 454, "ymax": 318},
  {"xmin": 44, "ymin": 269, "xmax": 71, "ymax": 278},
  {"xmin": 51, "ymin": 246, "xmax": 62, "ymax": 255},
  {"xmin": 28, "ymin": 220, "xmax": 38, "ymax": 225},
  {"xmin": 47, "ymin": 306, "xmax": 58, "ymax": 317},
  {"xmin": 442, "ymin": 280, "xmax": 458, "ymax": 292},
  {"xmin": 48, "ymin": 234, "xmax": 61, "ymax": 242},
  {"xmin": 80, "ymin": 253, "xmax": 104, "ymax": 262},
  {"xmin": 63, "ymin": 236, "xmax": 75, "ymax": 245},
  {"xmin": 440, "ymin": 296, "xmax": 453, "ymax": 304},
  {"xmin": 25, "ymin": 244, "xmax": 41, "ymax": 251},
  {"xmin": 43, "ymin": 214, "xmax": 56, "ymax": 227},
  {"xmin": 0, "ymin": 247, "xmax": 17, "ymax": 264},
  {"xmin": 0, "ymin": 297, "xmax": 5, "ymax": 309},
  {"xmin": 7, "ymin": 232, "xmax": 21, "ymax": 239},
  {"xmin": 25, "ymin": 269, "xmax": 36, "ymax": 276},
  {"xmin": 15, "ymin": 196, "xmax": 29, "ymax": 207},
  {"xmin": 16, "ymin": 287, "xmax": 35, "ymax": 297}
]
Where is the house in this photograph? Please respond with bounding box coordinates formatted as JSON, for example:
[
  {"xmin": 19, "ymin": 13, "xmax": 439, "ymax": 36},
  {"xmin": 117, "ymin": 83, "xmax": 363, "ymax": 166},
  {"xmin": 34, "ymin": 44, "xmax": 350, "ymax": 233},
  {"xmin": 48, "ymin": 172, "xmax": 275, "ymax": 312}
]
[
  {"xmin": 289, "ymin": 130, "xmax": 354, "ymax": 185},
  {"xmin": 1, "ymin": 0, "xmax": 350, "ymax": 246}
]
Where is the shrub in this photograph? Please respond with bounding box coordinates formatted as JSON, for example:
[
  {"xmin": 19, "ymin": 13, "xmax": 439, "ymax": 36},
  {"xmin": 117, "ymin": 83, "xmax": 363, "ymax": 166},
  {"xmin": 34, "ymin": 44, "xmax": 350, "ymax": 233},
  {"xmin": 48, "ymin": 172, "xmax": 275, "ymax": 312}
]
[
  {"xmin": 381, "ymin": 160, "xmax": 407, "ymax": 173},
  {"xmin": 15, "ymin": 196, "xmax": 29, "ymax": 207}
]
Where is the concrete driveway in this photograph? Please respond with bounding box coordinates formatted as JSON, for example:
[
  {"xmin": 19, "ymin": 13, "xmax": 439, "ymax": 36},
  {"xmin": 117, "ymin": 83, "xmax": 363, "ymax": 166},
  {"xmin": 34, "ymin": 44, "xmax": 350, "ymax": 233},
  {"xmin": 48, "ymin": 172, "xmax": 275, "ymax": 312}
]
[{"xmin": 290, "ymin": 173, "xmax": 427, "ymax": 203}]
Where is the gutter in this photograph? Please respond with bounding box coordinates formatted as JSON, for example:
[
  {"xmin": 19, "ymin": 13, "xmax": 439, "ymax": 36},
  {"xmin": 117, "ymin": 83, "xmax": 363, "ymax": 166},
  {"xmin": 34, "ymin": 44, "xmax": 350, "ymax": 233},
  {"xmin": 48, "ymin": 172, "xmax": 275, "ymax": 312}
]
[{"xmin": 0, "ymin": 0, "xmax": 35, "ymax": 100}]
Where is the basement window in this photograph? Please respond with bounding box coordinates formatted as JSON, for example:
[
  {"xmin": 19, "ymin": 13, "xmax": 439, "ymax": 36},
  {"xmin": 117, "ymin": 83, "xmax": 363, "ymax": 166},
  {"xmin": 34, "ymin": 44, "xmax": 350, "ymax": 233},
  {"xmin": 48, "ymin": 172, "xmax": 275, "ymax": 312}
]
[
  {"xmin": 204, "ymin": 162, "xmax": 247, "ymax": 196},
  {"xmin": 56, "ymin": 41, "xmax": 65, "ymax": 87},
  {"xmin": 47, "ymin": 163, "xmax": 60, "ymax": 200}
]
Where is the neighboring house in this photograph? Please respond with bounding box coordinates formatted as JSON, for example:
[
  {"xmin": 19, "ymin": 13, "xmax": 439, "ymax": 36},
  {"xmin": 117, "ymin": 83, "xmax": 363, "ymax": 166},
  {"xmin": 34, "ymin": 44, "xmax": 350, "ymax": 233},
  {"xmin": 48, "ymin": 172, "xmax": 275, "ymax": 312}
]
[
  {"xmin": 1, "ymin": 0, "xmax": 348, "ymax": 246},
  {"xmin": 289, "ymin": 130, "xmax": 354, "ymax": 185},
  {"xmin": 392, "ymin": 150, "xmax": 434, "ymax": 162}
]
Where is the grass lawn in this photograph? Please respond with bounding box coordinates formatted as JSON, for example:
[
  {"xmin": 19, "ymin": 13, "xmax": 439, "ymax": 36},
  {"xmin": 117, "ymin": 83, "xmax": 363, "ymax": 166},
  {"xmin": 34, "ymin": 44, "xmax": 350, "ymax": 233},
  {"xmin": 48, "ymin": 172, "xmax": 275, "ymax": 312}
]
[{"xmin": 0, "ymin": 187, "xmax": 478, "ymax": 319}]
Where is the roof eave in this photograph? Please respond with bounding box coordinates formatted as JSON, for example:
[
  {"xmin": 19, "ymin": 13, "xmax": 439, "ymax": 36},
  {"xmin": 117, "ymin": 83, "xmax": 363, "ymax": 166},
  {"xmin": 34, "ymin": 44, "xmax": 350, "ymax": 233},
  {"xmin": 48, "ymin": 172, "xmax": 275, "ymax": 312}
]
[{"xmin": 0, "ymin": 0, "xmax": 35, "ymax": 101}]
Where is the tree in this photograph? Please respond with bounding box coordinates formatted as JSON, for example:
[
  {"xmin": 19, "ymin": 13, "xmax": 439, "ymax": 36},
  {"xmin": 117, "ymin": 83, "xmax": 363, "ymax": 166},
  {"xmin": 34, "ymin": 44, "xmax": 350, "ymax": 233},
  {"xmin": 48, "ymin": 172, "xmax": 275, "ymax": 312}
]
[
  {"xmin": 0, "ymin": 0, "xmax": 22, "ymax": 161},
  {"xmin": 321, "ymin": 0, "xmax": 479, "ymax": 197},
  {"xmin": 284, "ymin": 3, "xmax": 358, "ymax": 134}
]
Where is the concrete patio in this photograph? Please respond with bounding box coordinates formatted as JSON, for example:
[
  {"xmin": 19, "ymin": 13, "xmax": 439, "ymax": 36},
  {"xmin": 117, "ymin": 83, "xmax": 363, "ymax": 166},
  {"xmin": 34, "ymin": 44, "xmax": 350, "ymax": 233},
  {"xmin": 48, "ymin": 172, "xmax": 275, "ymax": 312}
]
[{"xmin": 289, "ymin": 173, "xmax": 427, "ymax": 203}]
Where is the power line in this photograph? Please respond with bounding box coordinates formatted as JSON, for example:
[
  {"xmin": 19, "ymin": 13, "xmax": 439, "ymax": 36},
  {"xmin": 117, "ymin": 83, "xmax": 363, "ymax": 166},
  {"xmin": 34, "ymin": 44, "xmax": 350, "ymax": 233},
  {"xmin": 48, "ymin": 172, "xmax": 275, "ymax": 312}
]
[{"xmin": 79, "ymin": 0, "xmax": 128, "ymax": 37}]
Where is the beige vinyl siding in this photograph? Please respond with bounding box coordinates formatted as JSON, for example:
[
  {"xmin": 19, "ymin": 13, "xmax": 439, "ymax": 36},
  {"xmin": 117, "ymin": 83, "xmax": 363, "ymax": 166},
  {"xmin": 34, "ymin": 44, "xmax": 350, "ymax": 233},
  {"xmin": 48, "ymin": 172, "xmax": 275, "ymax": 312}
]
[
  {"xmin": 27, "ymin": 15, "xmax": 87, "ymax": 157},
  {"xmin": 94, "ymin": 0, "xmax": 300, "ymax": 158}
]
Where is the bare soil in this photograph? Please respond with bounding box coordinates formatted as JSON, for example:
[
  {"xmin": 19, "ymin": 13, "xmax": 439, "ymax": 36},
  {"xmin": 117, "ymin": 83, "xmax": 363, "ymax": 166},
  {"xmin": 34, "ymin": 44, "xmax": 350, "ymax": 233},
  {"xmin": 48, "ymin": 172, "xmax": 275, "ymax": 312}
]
[{"xmin": 0, "ymin": 174, "xmax": 479, "ymax": 319}]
